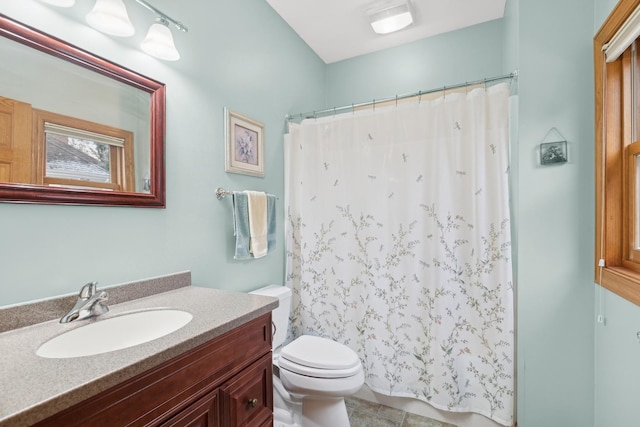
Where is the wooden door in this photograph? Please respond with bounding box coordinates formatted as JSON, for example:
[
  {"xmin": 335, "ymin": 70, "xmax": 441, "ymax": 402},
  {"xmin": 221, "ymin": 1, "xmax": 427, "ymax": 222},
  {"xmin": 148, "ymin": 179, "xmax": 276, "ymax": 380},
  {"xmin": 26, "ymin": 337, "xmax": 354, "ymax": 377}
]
[{"xmin": 0, "ymin": 96, "xmax": 32, "ymax": 184}]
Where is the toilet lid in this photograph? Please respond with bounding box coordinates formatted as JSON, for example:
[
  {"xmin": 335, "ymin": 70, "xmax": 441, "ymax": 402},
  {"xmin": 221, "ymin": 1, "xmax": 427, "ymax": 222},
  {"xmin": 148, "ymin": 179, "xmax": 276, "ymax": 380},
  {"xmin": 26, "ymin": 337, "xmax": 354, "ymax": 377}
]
[{"xmin": 279, "ymin": 335, "xmax": 361, "ymax": 376}]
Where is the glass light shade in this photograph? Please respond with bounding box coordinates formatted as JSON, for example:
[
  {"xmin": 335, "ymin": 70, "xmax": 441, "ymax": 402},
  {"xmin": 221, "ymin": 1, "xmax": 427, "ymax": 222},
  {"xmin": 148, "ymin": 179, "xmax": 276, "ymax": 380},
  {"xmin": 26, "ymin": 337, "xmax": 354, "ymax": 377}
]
[
  {"xmin": 86, "ymin": 0, "xmax": 135, "ymax": 37},
  {"xmin": 369, "ymin": 2, "xmax": 414, "ymax": 34},
  {"xmin": 141, "ymin": 22, "xmax": 180, "ymax": 61},
  {"xmin": 39, "ymin": 0, "xmax": 75, "ymax": 7}
]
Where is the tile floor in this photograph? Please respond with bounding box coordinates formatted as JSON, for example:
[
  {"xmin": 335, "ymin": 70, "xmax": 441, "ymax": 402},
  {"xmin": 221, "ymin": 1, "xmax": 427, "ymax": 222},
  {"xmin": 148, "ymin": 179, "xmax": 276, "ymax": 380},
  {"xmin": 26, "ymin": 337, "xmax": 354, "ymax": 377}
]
[{"xmin": 345, "ymin": 397, "xmax": 457, "ymax": 427}]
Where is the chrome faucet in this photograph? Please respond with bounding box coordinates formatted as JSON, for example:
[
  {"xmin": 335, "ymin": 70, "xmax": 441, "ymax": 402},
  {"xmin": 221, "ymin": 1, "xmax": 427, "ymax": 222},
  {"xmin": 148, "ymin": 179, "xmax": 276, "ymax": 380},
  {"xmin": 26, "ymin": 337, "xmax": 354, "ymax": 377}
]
[{"xmin": 60, "ymin": 282, "xmax": 109, "ymax": 323}]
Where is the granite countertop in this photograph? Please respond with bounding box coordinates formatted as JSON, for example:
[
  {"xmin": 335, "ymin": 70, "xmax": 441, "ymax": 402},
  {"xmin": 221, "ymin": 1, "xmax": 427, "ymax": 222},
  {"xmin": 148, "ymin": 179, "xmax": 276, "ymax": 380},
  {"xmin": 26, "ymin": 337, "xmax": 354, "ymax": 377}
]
[{"xmin": 0, "ymin": 285, "xmax": 278, "ymax": 426}]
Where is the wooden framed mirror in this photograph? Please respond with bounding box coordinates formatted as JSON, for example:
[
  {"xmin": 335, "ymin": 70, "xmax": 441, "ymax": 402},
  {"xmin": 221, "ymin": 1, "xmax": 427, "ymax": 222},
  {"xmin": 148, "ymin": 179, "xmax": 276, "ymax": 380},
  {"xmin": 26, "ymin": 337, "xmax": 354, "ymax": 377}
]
[{"xmin": 0, "ymin": 13, "xmax": 165, "ymax": 207}]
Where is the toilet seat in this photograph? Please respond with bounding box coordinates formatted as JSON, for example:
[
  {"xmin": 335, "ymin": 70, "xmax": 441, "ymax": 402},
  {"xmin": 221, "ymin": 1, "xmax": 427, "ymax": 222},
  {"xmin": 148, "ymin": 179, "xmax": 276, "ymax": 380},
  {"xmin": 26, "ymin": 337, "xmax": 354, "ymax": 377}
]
[
  {"xmin": 279, "ymin": 335, "xmax": 362, "ymax": 379},
  {"xmin": 279, "ymin": 365, "xmax": 365, "ymax": 397}
]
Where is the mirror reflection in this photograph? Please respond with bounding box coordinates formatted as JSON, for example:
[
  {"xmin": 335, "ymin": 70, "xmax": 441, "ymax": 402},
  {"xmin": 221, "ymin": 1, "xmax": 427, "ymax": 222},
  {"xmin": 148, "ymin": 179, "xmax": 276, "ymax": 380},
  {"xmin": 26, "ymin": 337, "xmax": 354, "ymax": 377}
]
[{"xmin": 0, "ymin": 13, "xmax": 165, "ymax": 207}]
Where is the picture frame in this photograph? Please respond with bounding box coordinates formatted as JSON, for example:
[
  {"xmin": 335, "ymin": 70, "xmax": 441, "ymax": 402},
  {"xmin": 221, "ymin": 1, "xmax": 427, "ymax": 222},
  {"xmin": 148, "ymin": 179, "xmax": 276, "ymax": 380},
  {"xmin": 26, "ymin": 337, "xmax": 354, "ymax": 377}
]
[
  {"xmin": 224, "ymin": 108, "xmax": 265, "ymax": 177},
  {"xmin": 540, "ymin": 140, "xmax": 567, "ymax": 165}
]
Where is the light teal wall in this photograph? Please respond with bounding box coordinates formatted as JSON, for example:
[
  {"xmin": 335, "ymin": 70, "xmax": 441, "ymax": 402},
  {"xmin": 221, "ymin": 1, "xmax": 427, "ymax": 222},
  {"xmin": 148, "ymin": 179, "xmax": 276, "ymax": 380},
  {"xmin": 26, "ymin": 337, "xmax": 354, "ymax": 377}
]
[
  {"xmin": 592, "ymin": 3, "xmax": 640, "ymax": 427},
  {"xmin": 594, "ymin": 289, "xmax": 640, "ymax": 427},
  {"xmin": 325, "ymin": 19, "xmax": 505, "ymax": 107},
  {"xmin": 0, "ymin": 0, "xmax": 325, "ymax": 305},
  {"xmin": 514, "ymin": 0, "xmax": 595, "ymax": 425}
]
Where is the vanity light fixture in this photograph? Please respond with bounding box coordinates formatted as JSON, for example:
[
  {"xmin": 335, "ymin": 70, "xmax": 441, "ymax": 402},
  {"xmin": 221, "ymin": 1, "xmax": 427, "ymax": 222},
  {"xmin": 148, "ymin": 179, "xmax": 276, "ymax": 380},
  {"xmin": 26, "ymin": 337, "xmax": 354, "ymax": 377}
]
[
  {"xmin": 86, "ymin": 0, "xmax": 135, "ymax": 37},
  {"xmin": 54, "ymin": 0, "xmax": 188, "ymax": 60},
  {"xmin": 367, "ymin": 0, "xmax": 414, "ymax": 35},
  {"xmin": 141, "ymin": 17, "xmax": 180, "ymax": 61},
  {"xmin": 39, "ymin": 0, "xmax": 75, "ymax": 7},
  {"xmin": 135, "ymin": 0, "xmax": 188, "ymax": 61}
]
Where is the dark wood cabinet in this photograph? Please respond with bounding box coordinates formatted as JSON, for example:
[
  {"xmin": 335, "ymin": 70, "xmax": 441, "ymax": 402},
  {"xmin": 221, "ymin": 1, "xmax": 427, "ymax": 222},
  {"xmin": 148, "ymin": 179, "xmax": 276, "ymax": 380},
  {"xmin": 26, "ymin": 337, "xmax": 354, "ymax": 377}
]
[
  {"xmin": 220, "ymin": 354, "xmax": 272, "ymax": 427},
  {"xmin": 35, "ymin": 314, "xmax": 273, "ymax": 427},
  {"xmin": 160, "ymin": 389, "xmax": 219, "ymax": 427}
]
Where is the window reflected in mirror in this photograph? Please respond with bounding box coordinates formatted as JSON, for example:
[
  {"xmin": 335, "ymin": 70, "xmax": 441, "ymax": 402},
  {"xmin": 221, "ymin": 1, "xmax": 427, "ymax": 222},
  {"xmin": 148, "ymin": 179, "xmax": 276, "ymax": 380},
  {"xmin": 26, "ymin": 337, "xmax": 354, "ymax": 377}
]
[
  {"xmin": 46, "ymin": 131, "xmax": 114, "ymax": 187},
  {"xmin": 43, "ymin": 121, "xmax": 134, "ymax": 192}
]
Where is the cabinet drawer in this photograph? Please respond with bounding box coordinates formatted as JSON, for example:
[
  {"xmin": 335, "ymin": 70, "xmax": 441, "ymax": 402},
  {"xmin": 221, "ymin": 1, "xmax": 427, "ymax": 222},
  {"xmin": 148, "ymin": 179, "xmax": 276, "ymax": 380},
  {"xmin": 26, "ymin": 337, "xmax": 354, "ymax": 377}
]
[
  {"xmin": 220, "ymin": 354, "xmax": 273, "ymax": 427},
  {"xmin": 160, "ymin": 389, "xmax": 219, "ymax": 427}
]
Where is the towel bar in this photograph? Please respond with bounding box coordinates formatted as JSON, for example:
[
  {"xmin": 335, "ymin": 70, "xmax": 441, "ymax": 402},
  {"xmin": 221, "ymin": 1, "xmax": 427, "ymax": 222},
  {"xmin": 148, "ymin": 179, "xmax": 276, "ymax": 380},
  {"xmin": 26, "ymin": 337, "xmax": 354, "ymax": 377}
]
[
  {"xmin": 216, "ymin": 187, "xmax": 278, "ymax": 200},
  {"xmin": 215, "ymin": 187, "xmax": 233, "ymax": 199}
]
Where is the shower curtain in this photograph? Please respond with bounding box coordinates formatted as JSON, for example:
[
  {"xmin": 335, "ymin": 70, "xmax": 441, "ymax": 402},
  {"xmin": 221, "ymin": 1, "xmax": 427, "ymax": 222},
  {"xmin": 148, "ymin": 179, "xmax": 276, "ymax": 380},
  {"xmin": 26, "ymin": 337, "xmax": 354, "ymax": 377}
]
[{"xmin": 284, "ymin": 83, "xmax": 514, "ymax": 426}]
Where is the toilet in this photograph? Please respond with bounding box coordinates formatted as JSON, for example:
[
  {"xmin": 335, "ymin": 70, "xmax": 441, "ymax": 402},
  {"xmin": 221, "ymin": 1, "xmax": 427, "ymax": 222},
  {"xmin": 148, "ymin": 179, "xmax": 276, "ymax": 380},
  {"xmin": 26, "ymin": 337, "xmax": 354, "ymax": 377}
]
[{"xmin": 250, "ymin": 285, "xmax": 364, "ymax": 427}]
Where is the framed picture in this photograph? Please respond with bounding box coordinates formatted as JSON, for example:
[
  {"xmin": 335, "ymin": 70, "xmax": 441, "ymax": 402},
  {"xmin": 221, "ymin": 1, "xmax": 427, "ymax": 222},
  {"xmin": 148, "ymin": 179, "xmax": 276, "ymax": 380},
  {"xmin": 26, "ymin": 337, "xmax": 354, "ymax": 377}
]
[
  {"xmin": 224, "ymin": 108, "xmax": 265, "ymax": 177},
  {"xmin": 540, "ymin": 140, "xmax": 567, "ymax": 165}
]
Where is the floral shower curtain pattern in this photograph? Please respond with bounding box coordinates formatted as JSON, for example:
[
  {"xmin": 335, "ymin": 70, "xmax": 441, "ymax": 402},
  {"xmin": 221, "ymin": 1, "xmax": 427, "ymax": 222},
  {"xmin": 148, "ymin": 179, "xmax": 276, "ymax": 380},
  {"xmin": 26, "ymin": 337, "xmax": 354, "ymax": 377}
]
[{"xmin": 284, "ymin": 83, "xmax": 514, "ymax": 426}]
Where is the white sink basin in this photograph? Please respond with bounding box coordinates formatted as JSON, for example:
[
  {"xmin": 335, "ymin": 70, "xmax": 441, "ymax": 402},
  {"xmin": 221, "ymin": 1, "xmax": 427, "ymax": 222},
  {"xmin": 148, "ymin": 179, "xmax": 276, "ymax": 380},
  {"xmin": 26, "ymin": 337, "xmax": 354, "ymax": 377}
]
[{"xmin": 36, "ymin": 309, "xmax": 193, "ymax": 358}]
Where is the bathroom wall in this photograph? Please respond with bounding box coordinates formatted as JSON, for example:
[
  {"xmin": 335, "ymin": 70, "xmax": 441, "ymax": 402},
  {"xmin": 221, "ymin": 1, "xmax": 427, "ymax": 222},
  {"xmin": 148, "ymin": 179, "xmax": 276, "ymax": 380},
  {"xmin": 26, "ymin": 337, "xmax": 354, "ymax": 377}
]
[
  {"xmin": 592, "ymin": 3, "xmax": 640, "ymax": 427},
  {"xmin": 0, "ymin": 0, "xmax": 325, "ymax": 305},
  {"xmin": 593, "ymin": 289, "xmax": 640, "ymax": 427},
  {"xmin": 512, "ymin": 0, "xmax": 595, "ymax": 426},
  {"xmin": 325, "ymin": 19, "xmax": 505, "ymax": 107}
]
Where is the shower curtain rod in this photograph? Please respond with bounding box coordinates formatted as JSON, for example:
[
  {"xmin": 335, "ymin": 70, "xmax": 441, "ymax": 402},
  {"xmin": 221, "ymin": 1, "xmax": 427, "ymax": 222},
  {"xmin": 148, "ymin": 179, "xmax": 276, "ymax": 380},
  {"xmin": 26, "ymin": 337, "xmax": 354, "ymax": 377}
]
[{"xmin": 285, "ymin": 71, "xmax": 517, "ymax": 122}]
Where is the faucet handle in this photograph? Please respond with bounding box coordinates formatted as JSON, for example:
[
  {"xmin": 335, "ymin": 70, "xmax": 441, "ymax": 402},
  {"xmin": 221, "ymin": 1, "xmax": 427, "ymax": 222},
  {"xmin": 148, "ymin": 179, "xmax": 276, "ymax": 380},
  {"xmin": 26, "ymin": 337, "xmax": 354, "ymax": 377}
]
[
  {"xmin": 79, "ymin": 282, "xmax": 98, "ymax": 298},
  {"xmin": 92, "ymin": 292, "xmax": 110, "ymax": 316}
]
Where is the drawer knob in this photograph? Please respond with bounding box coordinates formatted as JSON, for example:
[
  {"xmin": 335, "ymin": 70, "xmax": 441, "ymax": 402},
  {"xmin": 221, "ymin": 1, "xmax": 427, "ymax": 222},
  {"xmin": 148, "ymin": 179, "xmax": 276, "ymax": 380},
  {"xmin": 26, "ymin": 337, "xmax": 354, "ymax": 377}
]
[{"xmin": 248, "ymin": 398, "xmax": 258, "ymax": 408}]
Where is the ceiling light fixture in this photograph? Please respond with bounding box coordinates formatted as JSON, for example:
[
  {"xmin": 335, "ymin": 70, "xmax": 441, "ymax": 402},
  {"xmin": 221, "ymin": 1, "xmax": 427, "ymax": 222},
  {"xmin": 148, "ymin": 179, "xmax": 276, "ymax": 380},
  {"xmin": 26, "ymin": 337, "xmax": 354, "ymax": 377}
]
[
  {"xmin": 86, "ymin": 0, "xmax": 135, "ymax": 37},
  {"xmin": 367, "ymin": 0, "xmax": 414, "ymax": 35},
  {"xmin": 39, "ymin": 0, "xmax": 76, "ymax": 7}
]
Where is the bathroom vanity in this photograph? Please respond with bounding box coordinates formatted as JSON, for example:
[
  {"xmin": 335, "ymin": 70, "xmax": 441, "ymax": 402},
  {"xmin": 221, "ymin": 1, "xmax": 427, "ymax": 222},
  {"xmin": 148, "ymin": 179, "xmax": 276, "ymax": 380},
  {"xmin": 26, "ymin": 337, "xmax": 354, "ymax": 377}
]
[
  {"xmin": 35, "ymin": 314, "xmax": 273, "ymax": 427},
  {"xmin": 0, "ymin": 272, "xmax": 277, "ymax": 427}
]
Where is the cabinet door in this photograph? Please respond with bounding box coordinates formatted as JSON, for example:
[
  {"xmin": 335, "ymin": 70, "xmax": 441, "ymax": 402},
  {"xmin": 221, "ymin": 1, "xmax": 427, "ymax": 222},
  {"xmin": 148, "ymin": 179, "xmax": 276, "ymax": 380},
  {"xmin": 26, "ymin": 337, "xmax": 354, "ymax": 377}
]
[
  {"xmin": 161, "ymin": 389, "xmax": 219, "ymax": 427},
  {"xmin": 220, "ymin": 354, "xmax": 273, "ymax": 427}
]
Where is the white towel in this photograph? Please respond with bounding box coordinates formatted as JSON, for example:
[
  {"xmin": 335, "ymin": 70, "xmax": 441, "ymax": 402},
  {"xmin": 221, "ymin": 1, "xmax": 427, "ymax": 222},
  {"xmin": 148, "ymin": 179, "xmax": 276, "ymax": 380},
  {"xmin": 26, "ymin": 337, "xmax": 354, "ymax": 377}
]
[{"xmin": 246, "ymin": 191, "xmax": 268, "ymax": 258}]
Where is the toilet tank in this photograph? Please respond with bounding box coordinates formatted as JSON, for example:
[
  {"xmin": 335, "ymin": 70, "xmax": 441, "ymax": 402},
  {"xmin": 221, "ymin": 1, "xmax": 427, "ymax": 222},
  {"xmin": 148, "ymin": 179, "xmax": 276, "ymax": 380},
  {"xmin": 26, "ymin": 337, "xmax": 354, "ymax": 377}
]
[{"xmin": 249, "ymin": 285, "xmax": 291, "ymax": 349}]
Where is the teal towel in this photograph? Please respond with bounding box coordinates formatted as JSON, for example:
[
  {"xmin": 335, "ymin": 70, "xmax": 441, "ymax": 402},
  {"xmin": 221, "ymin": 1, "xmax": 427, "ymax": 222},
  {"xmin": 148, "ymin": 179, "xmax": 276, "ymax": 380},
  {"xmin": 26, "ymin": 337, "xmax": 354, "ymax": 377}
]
[
  {"xmin": 233, "ymin": 191, "xmax": 276, "ymax": 259},
  {"xmin": 267, "ymin": 194, "xmax": 276, "ymax": 254},
  {"xmin": 232, "ymin": 192, "xmax": 251, "ymax": 260}
]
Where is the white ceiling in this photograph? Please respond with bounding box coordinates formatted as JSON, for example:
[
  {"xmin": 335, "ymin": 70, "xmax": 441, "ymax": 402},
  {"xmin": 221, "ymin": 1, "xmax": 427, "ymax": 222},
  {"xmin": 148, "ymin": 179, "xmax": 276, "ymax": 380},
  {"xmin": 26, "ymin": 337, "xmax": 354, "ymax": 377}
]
[{"xmin": 266, "ymin": 0, "xmax": 507, "ymax": 64}]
